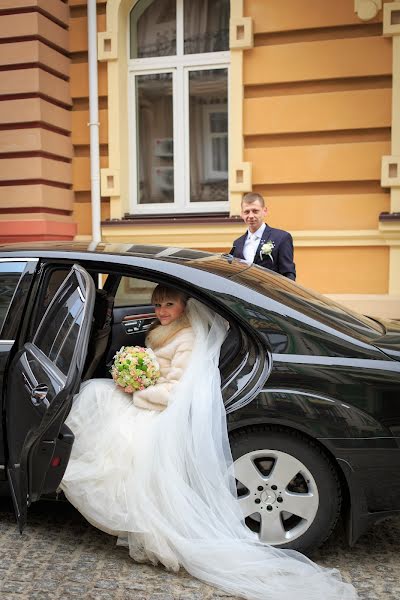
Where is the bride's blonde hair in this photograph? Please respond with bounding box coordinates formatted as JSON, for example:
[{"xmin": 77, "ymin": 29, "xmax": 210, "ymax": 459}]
[{"xmin": 151, "ymin": 284, "xmax": 189, "ymax": 306}]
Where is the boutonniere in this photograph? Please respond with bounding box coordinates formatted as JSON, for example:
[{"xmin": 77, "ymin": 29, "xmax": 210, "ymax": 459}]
[{"xmin": 260, "ymin": 240, "xmax": 275, "ymax": 262}]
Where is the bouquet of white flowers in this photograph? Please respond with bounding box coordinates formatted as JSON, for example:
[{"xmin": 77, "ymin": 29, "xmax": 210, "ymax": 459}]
[{"xmin": 110, "ymin": 346, "xmax": 160, "ymax": 393}]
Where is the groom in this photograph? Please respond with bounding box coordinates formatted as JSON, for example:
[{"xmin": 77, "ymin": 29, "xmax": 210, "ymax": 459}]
[{"xmin": 231, "ymin": 192, "xmax": 296, "ymax": 280}]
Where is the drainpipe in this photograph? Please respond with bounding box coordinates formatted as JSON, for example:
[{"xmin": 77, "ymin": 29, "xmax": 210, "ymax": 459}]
[{"xmin": 87, "ymin": 0, "xmax": 102, "ymax": 245}]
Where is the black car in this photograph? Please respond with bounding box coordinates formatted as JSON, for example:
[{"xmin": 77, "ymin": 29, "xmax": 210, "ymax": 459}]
[{"xmin": 0, "ymin": 242, "xmax": 399, "ymax": 553}]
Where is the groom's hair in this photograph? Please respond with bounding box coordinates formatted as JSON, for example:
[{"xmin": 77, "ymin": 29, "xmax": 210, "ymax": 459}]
[
  {"xmin": 241, "ymin": 192, "xmax": 265, "ymax": 207},
  {"xmin": 151, "ymin": 285, "xmax": 189, "ymax": 306}
]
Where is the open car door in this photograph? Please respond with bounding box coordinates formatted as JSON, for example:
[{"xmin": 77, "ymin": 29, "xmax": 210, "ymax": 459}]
[{"xmin": 5, "ymin": 264, "xmax": 95, "ymax": 532}]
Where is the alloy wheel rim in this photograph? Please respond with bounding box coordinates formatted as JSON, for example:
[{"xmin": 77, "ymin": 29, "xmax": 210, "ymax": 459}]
[{"xmin": 234, "ymin": 449, "xmax": 319, "ymax": 545}]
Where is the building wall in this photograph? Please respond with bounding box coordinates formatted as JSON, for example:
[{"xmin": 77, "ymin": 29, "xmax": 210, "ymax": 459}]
[
  {"xmin": 242, "ymin": 0, "xmax": 392, "ymax": 295},
  {"xmin": 98, "ymin": 0, "xmax": 399, "ymax": 318},
  {"xmin": 0, "ymin": 0, "xmax": 398, "ymax": 318},
  {"xmin": 0, "ymin": 0, "xmax": 76, "ymax": 241}
]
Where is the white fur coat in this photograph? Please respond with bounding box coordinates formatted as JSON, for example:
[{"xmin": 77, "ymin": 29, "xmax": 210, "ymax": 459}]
[{"xmin": 133, "ymin": 315, "xmax": 195, "ymax": 411}]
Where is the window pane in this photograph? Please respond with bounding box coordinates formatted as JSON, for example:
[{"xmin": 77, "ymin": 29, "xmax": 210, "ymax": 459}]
[
  {"xmin": 136, "ymin": 73, "xmax": 174, "ymax": 204},
  {"xmin": 130, "ymin": 0, "xmax": 176, "ymax": 59},
  {"xmin": 115, "ymin": 277, "xmax": 157, "ymax": 307},
  {"xmin": 189, "ymin": 69, "xmax": 228, "ymax": 203},
  {"xmin": 184, "ymin": 0, "xmax": 229, "ymax": 54},
  {"xmin": 210, "ymin": 112, "xmax": 227, "ymax": 133},
  {"xmin": 34, "ymin": 273, "xmax": 84, "ymax": 376},
  {"xmin": 0, "ymin": 262, "xmax": 25, "ymax": 336},
  {"xmin": 54, "ymin": 302, "xmax": 84, "ymax": 376},
  {"xmin": 212, "ymin": 137, "xmax": 228, "ymax": 172}
]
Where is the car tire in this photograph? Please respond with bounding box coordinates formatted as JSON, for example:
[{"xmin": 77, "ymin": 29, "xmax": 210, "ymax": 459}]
[{"xmin": 230, "ymin": 425, "xmax": 342, "ymax": 553}]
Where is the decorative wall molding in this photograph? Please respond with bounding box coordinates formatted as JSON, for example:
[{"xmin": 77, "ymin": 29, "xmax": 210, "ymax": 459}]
[
  {"xmin": 101, "ymin": 168, "xmax": 120, "ymax": 197},
  {"xmin": 354, "ymin": 0, "xmax": 382, "ymax": 21},
  {"xmin": 383, "ymin": 1, "xmax": 400, "ymax": 36},
  {"xmin": 380, "ymin": 3, "xmax": 400, "ymax": 294},
  {"xmin": 379, "ymin": 217, "xmax": 400, "ymax": 243},
  {"xmin": 381, "ymin": 155, "xmax": 400, "ymax": 187},
  {"xmin": 229, "ymin": 17, "xmax": 253, "ymax": 50},
  {"xmin": 100, "ymin": 0, "xmax": 133, "ymax": 219},
  {"xmin": 98, "ymin": 31, "xmax": 118, "ymax": 61},
  {"xmin": 229, "ymin": 0, "xmax": 247, "ymax": 217},
  {"xmin": 230, "ymin": 162, "xmax": 252, "ymax": 193}
]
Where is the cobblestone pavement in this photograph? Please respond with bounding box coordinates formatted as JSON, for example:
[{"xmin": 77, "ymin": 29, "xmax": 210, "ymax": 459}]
[{"xmin": 0, "ymin": 497, "xmax": 398, "ymax": 600}]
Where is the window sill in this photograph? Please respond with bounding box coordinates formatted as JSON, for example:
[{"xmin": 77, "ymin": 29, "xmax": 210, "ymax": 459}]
[
  {"xmin": 379, "ymin": 212, "xmax": 400, "ymax": 221},
  {"xmin": 102, "ymin": 213, "xmax": 242, "ymax": 226}
]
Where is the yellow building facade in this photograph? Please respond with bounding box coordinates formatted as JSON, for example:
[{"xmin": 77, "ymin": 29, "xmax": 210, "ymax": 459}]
[{"xmin": 0, "ymin": 0, "xmax": 399, "ymax": 318}]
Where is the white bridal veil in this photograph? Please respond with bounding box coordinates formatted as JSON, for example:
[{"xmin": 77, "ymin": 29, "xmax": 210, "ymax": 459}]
[{"xmin": 116, "ymin": 299, "xmax": 358, "ymax": 600}]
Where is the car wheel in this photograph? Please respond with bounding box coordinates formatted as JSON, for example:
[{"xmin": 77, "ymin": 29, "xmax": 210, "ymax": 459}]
[{"xmin": 230, "ymin": 426, "xmax": 342, "ymax": 553}]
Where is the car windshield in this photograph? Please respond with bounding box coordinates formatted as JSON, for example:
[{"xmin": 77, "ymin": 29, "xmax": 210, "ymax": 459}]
[{"xmin": 229, "ymin": 264, "xmax": 384, "ymax": 340}]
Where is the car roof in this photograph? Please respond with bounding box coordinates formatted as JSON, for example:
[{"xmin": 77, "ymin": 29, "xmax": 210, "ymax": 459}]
[
  {"xmin": 0, "ymin": 241, "xmax": 252, "ymax": 282},
  {"xmin": 0, "ymin": 241, "xmax": 213, "ymax": 262},
  {"xmin": 0, "ymin": 242, "xmax": 387, "ymax": 345}
]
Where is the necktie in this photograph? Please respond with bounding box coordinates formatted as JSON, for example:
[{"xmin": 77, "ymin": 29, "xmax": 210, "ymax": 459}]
[{"xmin": 244, "ymin": 233, "xmax": 259, "ymax": 262}]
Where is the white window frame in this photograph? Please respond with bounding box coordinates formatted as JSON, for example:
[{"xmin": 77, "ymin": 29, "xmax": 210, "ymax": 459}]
[{"xmin": 127, "ymin": 0, "xmax": 230, "ymax": 215}]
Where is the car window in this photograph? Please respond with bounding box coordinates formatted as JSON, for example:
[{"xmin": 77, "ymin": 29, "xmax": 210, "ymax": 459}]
[
  {"xmin": 114, "ymin": 276, "xmax": 157, "ymax": 307},
  {"xmin": 33, "ymin": 271, "xmax": 86, "ymax": 376},
  {"xmin": 42, "ymin": 268, "xmax": 70, "ymax": 309},
  {"xmin": 34, "ymin": 267, "xmax": 105, "ymax": 333},
  {"xmin": 233, "ymin": 266, "xmax": 384, "ymax": 340},
  {"xmin": 0, "ymin": 261, "xmax": 26, "ymax": 337}
]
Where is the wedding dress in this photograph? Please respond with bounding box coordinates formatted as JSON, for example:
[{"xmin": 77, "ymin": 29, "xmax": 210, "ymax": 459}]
[{"xmin": 60, "ymin": 299, "xmax": 357, "ymax": 600}]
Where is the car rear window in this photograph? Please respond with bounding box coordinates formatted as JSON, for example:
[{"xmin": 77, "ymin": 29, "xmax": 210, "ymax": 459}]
[
  {"xmin": 33, "ymin": 272, "xmax": 85, "ymax": 375},
  {"xmin": 231, "ymin": 265, "xmax": 384, "ymax": 340}
]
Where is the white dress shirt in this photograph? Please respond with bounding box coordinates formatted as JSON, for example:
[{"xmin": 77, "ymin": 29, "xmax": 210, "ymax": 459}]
[{"xmin": 243, "ymin": 223, "xmax": 266, "ymax": 263}]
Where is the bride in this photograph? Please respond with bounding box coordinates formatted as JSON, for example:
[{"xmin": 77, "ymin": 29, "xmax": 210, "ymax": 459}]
[{"xmin": 60, "ymin": 284, "xmax": 357, "ymax": 600}]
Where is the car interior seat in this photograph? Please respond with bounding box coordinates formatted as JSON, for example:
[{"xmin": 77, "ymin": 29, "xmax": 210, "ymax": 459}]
[{"xmin": 82, "ymin": 288, "xmax": 115, "ymax": 381}]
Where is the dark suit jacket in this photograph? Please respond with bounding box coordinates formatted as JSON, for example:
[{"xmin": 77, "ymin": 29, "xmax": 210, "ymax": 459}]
[{"xmin": 231, "ymin": 225, "xmax": 296, "ymax": 280}]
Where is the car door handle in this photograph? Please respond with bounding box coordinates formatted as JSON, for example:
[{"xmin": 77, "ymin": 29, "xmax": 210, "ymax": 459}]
[
  {"xmin": 123, "ymin": 319, "xmax": 152, "ymax": 334},
  {"xmin": 122, "ymin": 314, "xmax": 155, "ymax": 334},
  {"xmin": 31, "ymin": 384, "xmax": 50, "ymax": 410}
]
